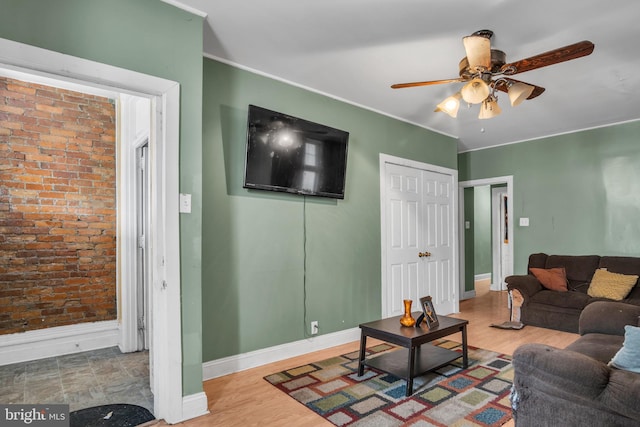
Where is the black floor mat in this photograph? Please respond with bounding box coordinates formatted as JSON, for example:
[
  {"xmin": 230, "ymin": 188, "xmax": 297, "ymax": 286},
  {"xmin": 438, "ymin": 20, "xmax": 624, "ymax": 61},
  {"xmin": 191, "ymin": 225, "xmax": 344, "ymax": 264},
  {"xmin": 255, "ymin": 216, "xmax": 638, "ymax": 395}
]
[{"xmin": 70, "ymin": 404, "xmax": 154, "ymax": 427}]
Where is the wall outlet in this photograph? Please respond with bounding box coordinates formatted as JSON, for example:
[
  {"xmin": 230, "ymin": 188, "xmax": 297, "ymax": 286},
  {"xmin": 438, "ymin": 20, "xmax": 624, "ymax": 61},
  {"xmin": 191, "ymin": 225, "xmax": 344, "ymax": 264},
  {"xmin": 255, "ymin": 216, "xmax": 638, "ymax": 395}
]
[{"xmin": 310, "ymin": 321, "xmax": 319, "ymax": 335}]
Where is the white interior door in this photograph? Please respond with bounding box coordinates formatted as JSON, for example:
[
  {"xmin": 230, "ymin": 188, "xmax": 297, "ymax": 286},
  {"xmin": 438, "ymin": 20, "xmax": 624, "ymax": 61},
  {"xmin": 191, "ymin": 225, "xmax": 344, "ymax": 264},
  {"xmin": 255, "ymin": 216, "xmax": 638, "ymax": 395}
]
[
  {"xmin": 491, "ymin": 188, "xmax": 510, "ymax": 291},
  {"xmin": 380, "ymin": 155, "xmax": 458, "ymax": 317}
]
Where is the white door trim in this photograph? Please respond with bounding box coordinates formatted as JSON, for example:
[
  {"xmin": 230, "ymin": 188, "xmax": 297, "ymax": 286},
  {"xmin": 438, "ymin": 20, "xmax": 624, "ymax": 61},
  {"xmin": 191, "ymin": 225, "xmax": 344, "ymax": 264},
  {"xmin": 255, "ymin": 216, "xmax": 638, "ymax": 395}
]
[
  {"xmin": 119, "ymin": 94, "xmax": 151, "ymax": 353},
  {"xmin": 491, "ymin": 187, "xmax": 509, "ymax": 291},
  {"xmin": 0, "ymin": 38, "xmax": 186, "ymax": 423},
  {"xmin": 458, "ymin": 176, "xmax": 513, "ymax": 297},
  {"xmin": 379, "ymin": 153, "xmax": 459, "ymax": 318}
]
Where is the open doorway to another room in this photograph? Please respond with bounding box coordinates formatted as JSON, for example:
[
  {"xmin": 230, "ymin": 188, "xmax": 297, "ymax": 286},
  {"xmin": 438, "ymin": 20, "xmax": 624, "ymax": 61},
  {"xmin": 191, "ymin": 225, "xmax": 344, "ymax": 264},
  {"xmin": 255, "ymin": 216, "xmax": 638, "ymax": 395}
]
[
  {"xmin": 0, "ymin": 38, "xmax": 186, "ymax": 423},
  {"xmin": 0, "ymin": 72, "xmax": 153, "ymax": 412},
  {"xmin": 458, "ymin": 177, "xmax": 513, "ymax": 301}
]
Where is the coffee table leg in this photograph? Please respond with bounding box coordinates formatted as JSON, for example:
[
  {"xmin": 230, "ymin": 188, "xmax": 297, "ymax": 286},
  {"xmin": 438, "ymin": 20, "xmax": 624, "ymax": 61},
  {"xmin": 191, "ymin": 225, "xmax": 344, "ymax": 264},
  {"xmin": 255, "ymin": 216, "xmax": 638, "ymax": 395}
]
[
  {"xmin": 462, "ymin": 324, "xmax": 468, "ymax": 369},
  {"xmin": 406, "ymin": 347, "xmax": 416, "ymax": 397},
  {"xmin": 357, "ymin": 331, "xmax": 367, "ymax": 376}
]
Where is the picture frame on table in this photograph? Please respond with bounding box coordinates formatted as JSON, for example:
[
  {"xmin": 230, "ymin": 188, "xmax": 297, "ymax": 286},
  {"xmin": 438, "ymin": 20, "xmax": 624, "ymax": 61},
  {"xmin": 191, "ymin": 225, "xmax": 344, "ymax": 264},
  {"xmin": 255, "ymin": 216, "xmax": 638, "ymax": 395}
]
[{"xmin": 419, "ymin": 295, "xmax": 439, "ymax": 329}]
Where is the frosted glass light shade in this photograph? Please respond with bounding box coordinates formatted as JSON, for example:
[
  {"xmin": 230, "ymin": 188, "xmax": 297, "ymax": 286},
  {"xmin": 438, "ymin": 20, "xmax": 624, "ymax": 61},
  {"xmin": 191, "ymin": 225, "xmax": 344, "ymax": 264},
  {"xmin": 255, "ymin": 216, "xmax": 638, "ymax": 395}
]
[
  {"xmin": 435, "ymin": 93, "xmax": 462, "ymax": 118},
  {"xmin": 461, "ymin": 78, "xmax": 490, "ymax": 104},
  {"xmin": 508, "ymin": 82, "xmax": 535, "ymax": 106},
  {"xmin": 463, "ymin": 35, "xmax": 491, "ymax": 70},
  {"xmin": 478, "ymin": 97, "xmax": 502, "ymax": 119}
]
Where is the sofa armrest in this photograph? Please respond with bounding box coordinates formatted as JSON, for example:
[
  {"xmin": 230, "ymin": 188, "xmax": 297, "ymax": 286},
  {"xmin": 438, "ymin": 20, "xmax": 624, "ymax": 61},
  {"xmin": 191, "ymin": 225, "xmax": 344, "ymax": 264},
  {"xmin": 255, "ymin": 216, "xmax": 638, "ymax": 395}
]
[
  {"xmin": 513, "ymin": 343, "xmax": 640, "ymax": 422},
  {"xmin": 505, "ymin": 274, "xmax": 543, "ymax": 298},
  {"xmin": 579, "ymin": 301, "xmax": 640, "ymax": 336},
  {"xmin": 513, "ymin": 344, "xmax": 609, "ymax": 399}
]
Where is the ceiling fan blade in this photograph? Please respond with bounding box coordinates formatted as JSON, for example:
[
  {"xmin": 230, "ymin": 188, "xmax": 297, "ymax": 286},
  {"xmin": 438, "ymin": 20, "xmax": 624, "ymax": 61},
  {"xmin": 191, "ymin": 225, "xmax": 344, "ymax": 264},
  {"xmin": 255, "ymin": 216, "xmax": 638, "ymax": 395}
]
[
  {"xmin": 391, "ymin": 78, "xmax": 464, "ymax": 89},
  {"xmin": 495, "ymin": 78, "xmax": 545, "ymax": 100},
  {"xmin": 501, "ymin": 40, "xmax": 594, "ymax": 75},
  {"xmin": 463, "ymin": 34, "xmax": 491, "ymax": 70}
]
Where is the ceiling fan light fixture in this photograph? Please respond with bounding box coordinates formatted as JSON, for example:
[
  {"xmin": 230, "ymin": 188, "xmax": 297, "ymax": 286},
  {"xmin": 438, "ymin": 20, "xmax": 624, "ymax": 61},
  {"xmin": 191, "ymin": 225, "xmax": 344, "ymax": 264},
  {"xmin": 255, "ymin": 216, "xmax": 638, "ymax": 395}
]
[
  {"xmin": 478, "ymin": 96, "xmax": 502, "ymax": 119},
  {"xmin": 508, "ymin": 82, "xmax": 535, "ymax": 106},
  {"xmin": 461, "ymin": 78, "xmax": 490, "ymax": 104},
  {"xmin": 463, "ymin": 34, "xmax": 491, "ymax": 71},
  {"xmin": 435, "ymin": 92, "xmax": 462, "ymax": 118}
]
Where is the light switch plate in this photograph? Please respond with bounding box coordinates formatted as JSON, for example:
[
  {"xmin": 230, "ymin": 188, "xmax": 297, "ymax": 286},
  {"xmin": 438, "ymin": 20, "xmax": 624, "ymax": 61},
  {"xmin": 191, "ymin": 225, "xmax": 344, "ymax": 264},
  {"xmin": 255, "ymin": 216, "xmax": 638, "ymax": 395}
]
[{"xmin": 519, "ymin": 217, "xmax": 529, "ymax": 227}]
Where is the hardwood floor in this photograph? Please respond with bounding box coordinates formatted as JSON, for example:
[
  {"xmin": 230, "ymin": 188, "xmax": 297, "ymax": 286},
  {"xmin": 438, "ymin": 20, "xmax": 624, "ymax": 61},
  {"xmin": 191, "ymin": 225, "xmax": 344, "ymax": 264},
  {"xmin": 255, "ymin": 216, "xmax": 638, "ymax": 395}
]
[{"xmin": 161, "ymin": 280, "xmax": 579, "ymax": 426}]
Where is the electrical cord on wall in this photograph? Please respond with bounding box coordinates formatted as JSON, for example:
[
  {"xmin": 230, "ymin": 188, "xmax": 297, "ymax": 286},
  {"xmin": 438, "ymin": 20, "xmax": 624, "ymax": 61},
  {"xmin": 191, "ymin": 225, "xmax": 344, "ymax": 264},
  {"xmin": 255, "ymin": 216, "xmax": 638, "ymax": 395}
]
[{"xmin": 302, "ymin": 195, "xmax": 309, "ymax": 337}]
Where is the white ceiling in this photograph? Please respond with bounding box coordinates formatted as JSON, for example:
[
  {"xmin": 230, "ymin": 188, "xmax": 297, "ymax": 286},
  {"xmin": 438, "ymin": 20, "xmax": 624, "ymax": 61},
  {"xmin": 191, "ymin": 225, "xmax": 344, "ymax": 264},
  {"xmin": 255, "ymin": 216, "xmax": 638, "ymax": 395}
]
[{"xmin": 170, "ymin": 0, "xmax": 640, "ymax": 152}]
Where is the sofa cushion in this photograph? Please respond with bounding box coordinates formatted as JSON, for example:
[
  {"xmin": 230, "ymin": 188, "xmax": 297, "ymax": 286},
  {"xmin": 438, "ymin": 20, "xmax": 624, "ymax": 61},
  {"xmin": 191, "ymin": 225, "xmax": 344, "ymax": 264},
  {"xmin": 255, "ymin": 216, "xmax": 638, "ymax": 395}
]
[
  {"xmin": 609, "ymin": 325, "xmax": 640, "ymax": 373},
  {"xmin": 588, "ymin": 269, "xmax": 638, "ymax": 300},
  {"xmin": 544, "ymin": 255, "xmax": 601, "ymax": 284},
  {"xmin": 531, "ymin": 289, "xmax": 591, "ymax": 310},
  {"xmin": 566, "ymin": 333, "xmax": 624, "ymax": 363},
  {"xmin": 530, "ymin": 267, "xmax": 568, "ymax": 291},
  {"xmin": 599, "ymin": 256, "xmax": 640, "ymax": 276},
  {"xmin": 528, "ymin": 252, "xmax": 549, "ymax": 270}
]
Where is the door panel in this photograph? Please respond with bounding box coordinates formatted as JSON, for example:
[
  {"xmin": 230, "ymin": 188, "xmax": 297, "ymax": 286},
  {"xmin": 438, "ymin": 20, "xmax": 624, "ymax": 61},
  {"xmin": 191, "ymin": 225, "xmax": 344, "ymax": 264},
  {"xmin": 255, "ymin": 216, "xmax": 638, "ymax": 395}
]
[{"xmin": 383, "ymin": 161, "xmax": 456, "ymax": 316}]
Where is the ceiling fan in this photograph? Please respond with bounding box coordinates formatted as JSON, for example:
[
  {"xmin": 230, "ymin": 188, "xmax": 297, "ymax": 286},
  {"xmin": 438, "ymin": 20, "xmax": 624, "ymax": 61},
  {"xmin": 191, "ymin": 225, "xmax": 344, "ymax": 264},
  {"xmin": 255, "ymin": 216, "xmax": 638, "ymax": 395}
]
[{"xmin": 391, "ymin": 30, "xmax": 595, "ymax": 119}]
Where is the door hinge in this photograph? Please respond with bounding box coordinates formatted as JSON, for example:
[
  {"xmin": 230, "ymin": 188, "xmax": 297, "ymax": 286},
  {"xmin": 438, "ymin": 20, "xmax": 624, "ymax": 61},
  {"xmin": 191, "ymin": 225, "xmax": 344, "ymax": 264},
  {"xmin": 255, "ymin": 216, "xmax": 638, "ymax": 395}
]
[
  {"xmin": 137, "ymin": 234, "xmax": 145, "ymax": 249},
  {"xmin": 137, "ymin": 316, "xmax": 146, "ymax": 332}
]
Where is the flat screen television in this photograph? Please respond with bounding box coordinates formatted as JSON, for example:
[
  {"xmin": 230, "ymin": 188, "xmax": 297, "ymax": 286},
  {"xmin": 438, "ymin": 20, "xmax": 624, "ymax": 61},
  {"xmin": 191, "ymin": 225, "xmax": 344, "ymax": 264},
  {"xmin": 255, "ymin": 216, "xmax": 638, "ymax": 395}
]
[{"xmin": 243, "ymin": 105, "xmax": 349, "ymax": 199}]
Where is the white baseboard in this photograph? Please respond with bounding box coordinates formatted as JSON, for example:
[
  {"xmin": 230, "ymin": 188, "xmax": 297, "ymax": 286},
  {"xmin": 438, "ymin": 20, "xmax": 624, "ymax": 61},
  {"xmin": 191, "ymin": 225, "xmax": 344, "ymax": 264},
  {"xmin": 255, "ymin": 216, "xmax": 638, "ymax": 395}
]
[
  {"xmin": 0, "ymin": 320, "xmax": 119, "ymax": 366},
  {"xmin": 474, "ymin": 273, "xmax": 491, "ymax": 281},
  {"xmin": 460, "ymin": 290, "xmax": 476, "ymax": 300},
  {"xmin": 202, "ymin": 327, "xmax": 361, "ymax": 381},
  {"xmin": 181, "ymin": 392, "xmax": 209, "ymax": 422}
]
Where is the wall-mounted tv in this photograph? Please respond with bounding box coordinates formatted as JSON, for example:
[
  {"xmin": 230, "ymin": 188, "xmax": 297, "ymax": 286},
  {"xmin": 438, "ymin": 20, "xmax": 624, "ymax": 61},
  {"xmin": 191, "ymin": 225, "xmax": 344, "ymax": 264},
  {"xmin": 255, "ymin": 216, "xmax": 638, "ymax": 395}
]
[{"xmin": 243, "ymin": 105, "xmax": 349, "ymax": 199}]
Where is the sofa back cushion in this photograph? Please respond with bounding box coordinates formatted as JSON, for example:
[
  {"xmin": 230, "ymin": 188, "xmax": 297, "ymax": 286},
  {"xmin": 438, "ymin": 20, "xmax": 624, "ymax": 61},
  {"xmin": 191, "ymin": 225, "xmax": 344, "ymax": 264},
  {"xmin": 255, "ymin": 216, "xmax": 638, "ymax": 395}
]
[
  {"xmin": 528, "ymin": 253, "xmax": 548, "ymax": 270},
  {"xmin": 600, "ymin": 256, "xmax": 640, "ymax": 302},
  {"xmin": 599, "ymin": 256, "xmax": 640, "ymax": 278},
  {"xmin": 544, "ymin": 255, "xmax": 601, "ymax": 292}
]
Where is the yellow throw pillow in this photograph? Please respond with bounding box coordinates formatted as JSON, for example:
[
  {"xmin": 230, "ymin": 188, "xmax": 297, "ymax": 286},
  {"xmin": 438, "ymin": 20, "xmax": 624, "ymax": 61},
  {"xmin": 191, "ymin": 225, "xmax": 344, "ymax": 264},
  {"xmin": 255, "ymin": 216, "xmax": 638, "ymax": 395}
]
[{"xmin": 587, "ymin": 269, "xmax": 638, "ymax": 300}]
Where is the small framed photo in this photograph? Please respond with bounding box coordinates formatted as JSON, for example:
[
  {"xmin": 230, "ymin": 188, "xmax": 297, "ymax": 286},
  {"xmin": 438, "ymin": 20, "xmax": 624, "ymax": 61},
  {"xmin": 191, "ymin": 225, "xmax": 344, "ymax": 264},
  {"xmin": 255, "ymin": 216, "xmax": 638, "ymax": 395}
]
[{"xmin": 419, "ymin": 296, "xmax": 439, "ymax": 329}]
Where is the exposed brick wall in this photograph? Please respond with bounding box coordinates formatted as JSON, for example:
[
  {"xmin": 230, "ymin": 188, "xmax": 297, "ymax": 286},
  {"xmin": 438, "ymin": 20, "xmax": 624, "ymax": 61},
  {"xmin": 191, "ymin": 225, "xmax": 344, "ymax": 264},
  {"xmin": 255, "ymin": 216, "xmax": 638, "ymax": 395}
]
[{"xmin": 0, "ymin": 77, "xmax": 117, "ymax": 335}]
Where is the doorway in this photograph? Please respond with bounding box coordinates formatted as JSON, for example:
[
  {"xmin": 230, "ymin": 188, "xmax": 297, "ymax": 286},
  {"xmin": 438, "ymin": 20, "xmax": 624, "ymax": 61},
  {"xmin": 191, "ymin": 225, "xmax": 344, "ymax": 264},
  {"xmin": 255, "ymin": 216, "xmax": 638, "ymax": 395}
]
[
  {"xmin": 458, "ymin": 177, "xmax": 513, "ymax": 299},
  {"xmin": 379, "ymin": 154, "xmax": 459, "ymax": 317},
  {"xmin": 0, "ymin": 38, "xmax": 184, "ymax": 422}
]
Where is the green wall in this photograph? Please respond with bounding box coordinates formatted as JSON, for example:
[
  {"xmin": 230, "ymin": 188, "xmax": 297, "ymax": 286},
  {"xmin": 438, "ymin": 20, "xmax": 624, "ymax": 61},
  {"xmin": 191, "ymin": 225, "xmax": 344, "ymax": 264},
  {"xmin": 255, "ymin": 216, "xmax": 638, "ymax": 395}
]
[
  {"xmin": 473, "ymin": 185, "xmax": 492, "ymax": 275},
  {"xmin": 202, "ymin": 58, "xmax": 457, "ymax": 361},
  {"xmin": 1, "ymin": 0, "xmax": 204, "ymax": 395},
  {"xmin": 459, "ymin": 120, "xmax": 640, "ymax": 274}
]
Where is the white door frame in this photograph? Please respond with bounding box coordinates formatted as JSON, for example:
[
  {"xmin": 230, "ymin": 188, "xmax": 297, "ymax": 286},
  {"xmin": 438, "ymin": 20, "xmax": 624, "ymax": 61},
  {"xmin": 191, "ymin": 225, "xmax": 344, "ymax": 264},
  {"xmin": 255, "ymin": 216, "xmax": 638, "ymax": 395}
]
[
  {"xmin": 491, "ymin": 187, "xmax": 509, "ymax": 291},
  {"xmin": 379, "ymin": 153, "xmax": 459, "ymax": 318},
  {"xmin": 119, "ymin": 94, "xmax": 151, "ymax": 353},
  {"xmin": 0, "ymin": 39, "xmax": 185, "ymax": 423},
  {"xmin": 458, "ymin": 176, "xmax": 513, "ymax": 297}
]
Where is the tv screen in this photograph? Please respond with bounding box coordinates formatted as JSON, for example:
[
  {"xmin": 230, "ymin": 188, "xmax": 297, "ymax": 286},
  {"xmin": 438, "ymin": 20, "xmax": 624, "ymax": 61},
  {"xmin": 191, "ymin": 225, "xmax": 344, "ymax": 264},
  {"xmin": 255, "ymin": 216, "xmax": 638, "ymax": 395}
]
[{"xmin": 243, "ymin": 105, "xmax": 349, "ymax": 199}]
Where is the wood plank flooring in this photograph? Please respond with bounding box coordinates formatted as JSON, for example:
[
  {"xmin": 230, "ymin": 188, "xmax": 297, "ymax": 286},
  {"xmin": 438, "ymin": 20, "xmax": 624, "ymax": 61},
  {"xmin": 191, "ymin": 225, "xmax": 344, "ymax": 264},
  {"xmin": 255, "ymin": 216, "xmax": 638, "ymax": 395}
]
[{"xmin": 160, "ymin": 280, "xmax": 579, "ymax": 426}]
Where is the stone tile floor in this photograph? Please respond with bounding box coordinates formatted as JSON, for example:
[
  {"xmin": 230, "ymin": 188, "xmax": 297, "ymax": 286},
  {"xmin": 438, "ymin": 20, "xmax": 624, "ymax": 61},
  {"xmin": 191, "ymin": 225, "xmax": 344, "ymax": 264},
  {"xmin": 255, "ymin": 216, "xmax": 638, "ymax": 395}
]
[{"xmin": 0, "ymin": 347, "xmax": 153, "ymax": 413}]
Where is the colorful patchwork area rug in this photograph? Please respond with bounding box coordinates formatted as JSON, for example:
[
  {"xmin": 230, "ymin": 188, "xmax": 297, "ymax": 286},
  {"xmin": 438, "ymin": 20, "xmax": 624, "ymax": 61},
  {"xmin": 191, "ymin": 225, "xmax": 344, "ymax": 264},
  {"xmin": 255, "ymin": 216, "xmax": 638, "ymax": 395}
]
[{"xmin": 264, "ymin": 340, "xmax": 513, "ymax": 426}]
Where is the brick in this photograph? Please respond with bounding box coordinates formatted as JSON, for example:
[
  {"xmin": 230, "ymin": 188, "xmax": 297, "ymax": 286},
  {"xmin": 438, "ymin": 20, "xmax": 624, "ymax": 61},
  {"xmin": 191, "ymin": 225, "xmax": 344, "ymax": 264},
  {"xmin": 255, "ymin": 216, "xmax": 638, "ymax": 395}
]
[
  {"xmin": 1, "ymin": 77, "xmax": 116, "ymax": 335},
  {"xmin": 0, "ymin": 104, "xmax": 25, "ymax": 115}
]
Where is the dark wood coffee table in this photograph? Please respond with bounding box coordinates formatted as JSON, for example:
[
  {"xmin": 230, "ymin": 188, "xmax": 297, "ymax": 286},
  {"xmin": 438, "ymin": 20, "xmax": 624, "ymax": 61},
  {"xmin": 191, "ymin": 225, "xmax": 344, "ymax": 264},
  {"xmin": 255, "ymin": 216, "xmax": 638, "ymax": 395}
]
[{"xmin": 357, "ymin": 313, "xmax": 468, "ymax": 396}]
